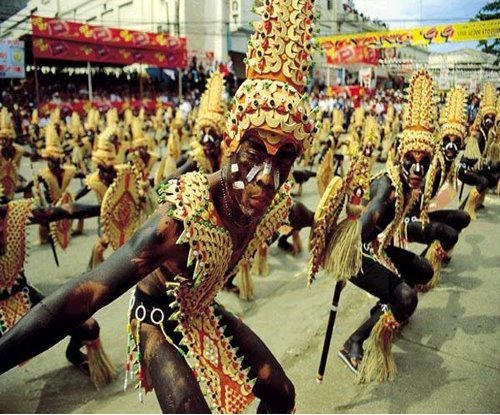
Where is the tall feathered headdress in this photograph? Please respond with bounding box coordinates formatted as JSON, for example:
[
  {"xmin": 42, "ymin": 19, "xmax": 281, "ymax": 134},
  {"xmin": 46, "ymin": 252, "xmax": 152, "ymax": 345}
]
[
  {"xmin": 41, "ymin": 123, "xmax": 64, "ymax": 159},
  {"xmin": 195, "ymin": 70, "xmax": 226, "ymax": 138},
  {"xmin": 480, "ymin": 81, "xmax": 496, "ymax": 118},
  {"xmin": 0, "ymin": 108, "xmax": 13, "ymax": 139},
  {"xmin": 225, "ymin": 0, "xmax": 318, "ymax": 155},
  {"xmin": 332, "ymin": 109, "xmax": 344, "ymax": 134},
  {"xmin": 398, "ymin": 69, "xmax": 435, "ymax": 160},
  {"xmin": 92, "ymin": 126, "xmax": 117, "ymax": 167},
  {"xmin": 440, "ymin": 86, "xmax": 466, "ymax": 141}
]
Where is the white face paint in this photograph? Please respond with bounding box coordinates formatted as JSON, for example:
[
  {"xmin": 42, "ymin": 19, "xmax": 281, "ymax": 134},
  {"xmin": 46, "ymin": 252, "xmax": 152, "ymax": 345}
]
[
  {"xmin": 246, "ymin": 165, "xmax": 262, "ymax": 182},
  {"xmin": 274, "ymin": 170, "xmax": 280, "ymax": 190},
  {"xmin": 263, "ymin": 162, "xmax": 272, "ymax": 176},
  {"xmin": 233, "ymin": 180, "xmax": 245, "ymax": 190}
]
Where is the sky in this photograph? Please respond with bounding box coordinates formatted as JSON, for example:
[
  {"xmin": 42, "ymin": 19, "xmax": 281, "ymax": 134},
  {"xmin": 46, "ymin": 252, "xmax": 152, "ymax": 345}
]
[{"xmin": 353, "ymin": 0, "xmax": 491, "ymax": 53}]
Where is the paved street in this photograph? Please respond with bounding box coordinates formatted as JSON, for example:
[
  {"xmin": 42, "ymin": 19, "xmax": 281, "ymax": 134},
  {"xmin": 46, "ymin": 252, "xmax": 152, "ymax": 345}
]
[{"xmin": 0, "ymin": 160, "xmax": 499, "ymax": 413}]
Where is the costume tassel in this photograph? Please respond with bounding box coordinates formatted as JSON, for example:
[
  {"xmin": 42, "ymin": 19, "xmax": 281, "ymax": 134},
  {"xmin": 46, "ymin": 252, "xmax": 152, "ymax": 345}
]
[
  {"xmin": 463, "ymin": 135, "xmax": 482, "ymax": 162},
  {"xmin": 238, "ymin": 260, "xmax": 254, "ymax": 301},
  {"xmin": 292, "ymin": 230, "xmax": 303, "ymax": 256},
  {"xmin": 317, "ymin": 148, "xmax": 334, "ymax": 197},
  {"xmin": 251, "ymin": 243, "xmax": 269, "ymax": 276},
  {"xmin": 85, "ymin": 338, "xmax": 117, "ymax": 389},
  {"xmin": 323, "ymin": 203, "xmax": 363, "ymax": 281},
  {"xmin": 356, "ymin": 308, "xmax": 400, "ymax": 383},
  {"xmin": 464, "ymin": 187, "xmax": 481, "ymax": 220},
  {"xmin": 424, "ymin": 240, "xmax": 447, "ymax": 290},
  {"xmin": 91, "ymin": 238, "xmax": 107, "ymax": 268},
  {"xmin": 488, "ymin": 142, "xmax": 500, "ymax": 165}
]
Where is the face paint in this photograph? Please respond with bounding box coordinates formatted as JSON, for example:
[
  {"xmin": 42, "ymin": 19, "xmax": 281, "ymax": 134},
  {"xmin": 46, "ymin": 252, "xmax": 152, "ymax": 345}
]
[
  {"xmin": 246, "ymin": 165, "xmax": 262, "ymax": 182},
  {"xmin": 401, "ymin": 151, "xmax": 431, "ymax": 189},
  {"xmin": 441, "ymin": 134, "xmax": 461, "ymax": 162},
  {"xmin": 263, "ymin": 162, "xmax": 272, "ymax": 176},
  {"xmin": 233, "ymin": 180, "xmax": 245, "ymax": 190},
  {"xmin": 274, "ymin": 170, "xmax": 280, "ymax": 190},
  {"xmin": 202, "ymin": 133, "xmax": 215, "ymax": 144}
]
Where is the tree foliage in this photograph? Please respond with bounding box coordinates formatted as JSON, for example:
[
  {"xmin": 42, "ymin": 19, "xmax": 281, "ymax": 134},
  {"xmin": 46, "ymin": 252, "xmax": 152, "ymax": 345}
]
[{"xmin": 474, "ymin": 1, "xmax": 499, "ymax": 63}]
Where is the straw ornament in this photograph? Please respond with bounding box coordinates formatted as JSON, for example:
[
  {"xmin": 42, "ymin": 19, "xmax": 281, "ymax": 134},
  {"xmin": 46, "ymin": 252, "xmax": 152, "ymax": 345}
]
[{"xmin": 225, "ymin": 0, "xmax": 318, "ymax": 155}]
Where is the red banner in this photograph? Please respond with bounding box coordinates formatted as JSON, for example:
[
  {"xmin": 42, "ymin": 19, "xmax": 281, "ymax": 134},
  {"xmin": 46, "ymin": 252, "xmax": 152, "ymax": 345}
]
[
  {"xmin": 326, "ymin": 45, "xmax": 379, "ymax": 66},
  {"xmin": 327, "ymin": 85, "xmax": 371, "ymax": 99},
  {"xmin": 32, "ymin": 37, "xmax": 185, "ymax": 68},
  {"xmin": 31, "ymin": 16, "xmax": 187, "ymax": 68}
]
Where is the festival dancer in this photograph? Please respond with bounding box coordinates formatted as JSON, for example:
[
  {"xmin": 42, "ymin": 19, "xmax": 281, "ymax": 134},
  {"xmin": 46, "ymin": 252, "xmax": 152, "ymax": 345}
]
[
  {"xmin": 0, "ymin": 2, "xmax": 317, "ymax": 412},
  {"xmin": 0, "ymin": 108, "xmax": 36, "ymax": 201},
  {"xmin": 311, "ymin": 70, "xmax": 436, "ymax": 382},
  {"xmin": 154, "ymin": 70, "xmax": 226, "ymax": 187},
  {"xmin": 36, "ymin": 123, "xmax": 77, "ymax": 248},
  {"xmin": 405, "ymin": 86, "xmax": 471, "ymax": 290},
  {"xmin": 458, "ymin": 82, "xmax": 498, "ymax": 219},
  {"xmin": 75, "ymin": 127, "xmax": 143, "ymax": 268},
  {"xmin": 0, "ymin": 197, "xmax": 114, "ymax": 388}
]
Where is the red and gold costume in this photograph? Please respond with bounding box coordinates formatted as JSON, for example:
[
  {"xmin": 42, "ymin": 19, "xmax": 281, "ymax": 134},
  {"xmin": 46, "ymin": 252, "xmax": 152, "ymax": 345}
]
[
  {"xmin": 37, "ymin": 123, "xmax": 76, "ymax": 249},
  {"xmin": 0, "ymin": 108, "xmax": 24, "ymax": 201},
  {"xmin": 0, "ymin": 199, "xmax": 35, "ymax": 335},
  {"xmin": 125, "ymin": 0, "xmax": 317, "ymax": 412}
]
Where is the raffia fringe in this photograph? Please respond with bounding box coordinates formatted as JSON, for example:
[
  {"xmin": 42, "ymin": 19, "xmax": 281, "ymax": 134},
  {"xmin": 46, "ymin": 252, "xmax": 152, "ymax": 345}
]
[
  {"xmin": 356, "ymin": 311, "xmax": 399, "ymax": 383},
  {"xmin": 317, "ymin": 150, "xmax": 334, "ymax": 197},
  {"xmin": 85, "ymin": 338, "xmax": 117, "ymax": 390},
  {"xmin": 292, "ymin": 230, "xmax": 303, "ymax": 255},
  {"xmin": 488, "ymin": 142, "xmax": 500, "ymax": 165},
  {"xmin": 91, "ymin": 238, "xmax": 106, "ymax": 268},
  {"xmin": 465, "ymin": 187, "xmax": 481, "ymax": 220},
  {"xmin": 463, "ymin": 135, "xmax": 481, "ymax": 161},
  {"xmin": 238, "ymin": 261, "xmax": 254, "ymax": 301},
  {"xmin": 251, "ymin": 243, "xmax": 269, "ymax": 277},
  {"xmin": 323, "ymin": 217, "xmax": 362, "ymax": 281},
  {"xmin": 425, "ymin": 240, "xmax": 446, "ymax": 290}
]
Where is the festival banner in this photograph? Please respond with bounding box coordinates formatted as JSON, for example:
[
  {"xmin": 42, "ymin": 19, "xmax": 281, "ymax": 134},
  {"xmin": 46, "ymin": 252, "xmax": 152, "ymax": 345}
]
[
  {"xmin": 318, "ymin": 19, "xmax": 500, "ymax": 59},
  {"xmin": 31, "ymin": 16, "xmax": 185, "ymax": 51},
  {"xmin": 0, "ymin": 40, "xmax": 25, "ymax": 79},
  {"xmin": 31, "ymin": 15, "xmax": 187, "ymax": 68},
  {"xmin": 32, "ymin": 37, "xmax": 186, "ymax": 68},
  {"xmin": 326, "ymin": 45, "xmax": 379, "ymax": 65}
]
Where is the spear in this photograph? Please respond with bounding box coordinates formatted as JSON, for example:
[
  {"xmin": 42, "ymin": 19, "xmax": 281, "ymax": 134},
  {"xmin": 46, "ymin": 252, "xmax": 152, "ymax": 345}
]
[
  {"xmin": 30, "ymin": 162, "xmax": 59, "ymax": 267},
  {"xmin": 317, "ymin": 280, "xmax": 346, "ymax": 383}
]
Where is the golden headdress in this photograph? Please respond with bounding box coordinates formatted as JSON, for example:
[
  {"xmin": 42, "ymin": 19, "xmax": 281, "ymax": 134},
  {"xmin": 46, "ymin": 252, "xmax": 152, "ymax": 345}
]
[
  {"xmin": 480, "ymin": 81, "xmax": 496, "ymax": 117},
  {"xmin": 70, "ymin": 111, "xmax": 83, "ymax": 138},
  {"xmin": 50, "ymin": 107, "xmax": 61, "ymax": 125},
  {"xmin": 92, "ymin": 126, "xmax": 117, "ymax": 167},
  {"xmin": 398, "ymin": 69, "xmax": 435, "ymax": 159},
  {"xmin": 131, "ymin": 117, "xmax": 148, "ymax": 148},
  {"xmin": 195, "ymin": 70, "xmax": 226, "ymax": 137},
  {"xmin": 353, "ymin": 107, "xmax": 364, "ymax": 128},
  {"xmin": 124, "ymin": 108, "xmax": 133, "ymax": 127},
  {"xmin": 86, "ymin": 108, "xmax": 97, "ymax": 131},
  {"xmin": 0, "ymin": 108, "xmax": 14, "ymax": 139},
  {"xmin": 363, "ymin": 115, "xmax": 381, "ymax": 149},
  {"xmin": 138, "ymin": 107, "xmax": 145, "ymax": 122},
  {"xmin": 386, "ymin": 104, "xmax": 394, "ymax": 122},
  {"xmin": 41, "ymin": 123, "xmax": 64, "ymax": 159},
  {"xmin": 106, "ymin": 108, "xmax": 118, "ymax": 127},
  {"xmin": 31, "ymin": 109, "xmax": 39, "ymax": 125},
  {"xmin": 225, "ymin": 0, "xmax": 318, "ymax": 155},
  {"xmin": 439, "ymin": 86, "xmax": 466, "ymax": 141},
  {"xmin": 332, "ymin": 109, "xmax": 344, "ymax": 134}
]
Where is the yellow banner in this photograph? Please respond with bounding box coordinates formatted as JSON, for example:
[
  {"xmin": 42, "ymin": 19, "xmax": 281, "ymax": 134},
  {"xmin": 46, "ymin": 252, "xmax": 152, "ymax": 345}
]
[{"xmin": 318, "ymin": 19, "xmax": 500, "ymax": 51}]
